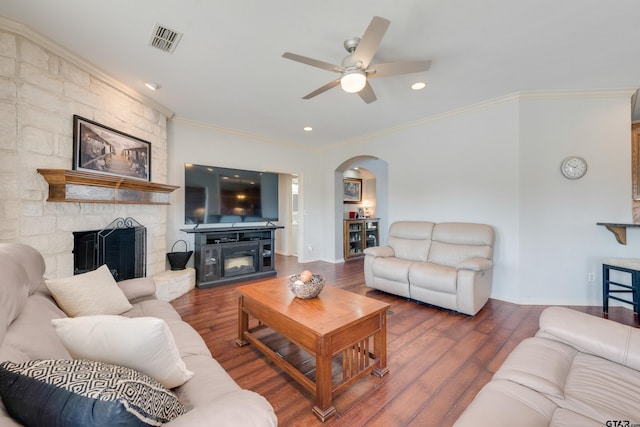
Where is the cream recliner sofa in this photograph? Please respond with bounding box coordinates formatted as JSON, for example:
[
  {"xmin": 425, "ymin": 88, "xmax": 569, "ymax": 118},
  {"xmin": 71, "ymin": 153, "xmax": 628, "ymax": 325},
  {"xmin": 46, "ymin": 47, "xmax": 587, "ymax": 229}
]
[
  {"xmin": 455, "ymin": 306, "xmax": 640, "ymax": 426},
  {"xmin": 363, "ymin": 221, "xmax": 495, "ymax": 316},
  {"xmin": 0, "ymin": 242, "xmax": 277, "ymax": 426}
]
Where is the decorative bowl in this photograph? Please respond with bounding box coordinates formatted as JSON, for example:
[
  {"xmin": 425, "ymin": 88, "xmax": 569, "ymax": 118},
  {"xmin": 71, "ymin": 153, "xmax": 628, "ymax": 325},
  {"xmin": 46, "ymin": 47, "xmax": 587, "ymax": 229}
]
[{"xmin": 288, "ymin": 274, "xmax": 325, "ymax": 299}]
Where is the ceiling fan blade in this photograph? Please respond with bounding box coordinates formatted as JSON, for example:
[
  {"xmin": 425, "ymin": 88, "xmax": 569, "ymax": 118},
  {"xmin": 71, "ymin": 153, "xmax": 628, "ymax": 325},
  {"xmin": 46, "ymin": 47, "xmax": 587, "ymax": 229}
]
[
  {"xmin": 358, "ymin": 81, "xmax": 377, "ymax": 104},
  {"xmin": 352, "ymin": 16, "xmax": 390, "ymax": 68},
  {"xmin": 282, "ymin": 52, "xmax": 343, "ymax": 73},
  {"xmin": 302, "ymin": 78, "xmax": 341, "ymax": 99},
  {"xmin": 367, "ymin": 60, "xmax": 432, "ymax": 78}
]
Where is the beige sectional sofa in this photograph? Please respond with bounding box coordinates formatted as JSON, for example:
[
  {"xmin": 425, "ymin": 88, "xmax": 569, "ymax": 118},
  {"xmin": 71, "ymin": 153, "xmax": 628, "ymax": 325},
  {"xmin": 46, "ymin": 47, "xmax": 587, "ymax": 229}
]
[
  {"xmin": 0, "ymin": 242, "xmax": 277, "ymax": 426},
  {"xmin": 455, "ymin": 306, "xmax": 640, "ymax": 426},
  {"xmin": 364, "ymin": 221, "xmax": 495, "ymax": 315}
]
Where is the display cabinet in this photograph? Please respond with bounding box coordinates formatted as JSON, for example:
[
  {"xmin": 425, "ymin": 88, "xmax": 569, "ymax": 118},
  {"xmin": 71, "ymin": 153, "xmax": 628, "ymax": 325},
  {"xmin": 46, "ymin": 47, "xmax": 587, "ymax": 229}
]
[{"xmin": 343, "ymin": 219, "xmax": 379, "ymax": 260}]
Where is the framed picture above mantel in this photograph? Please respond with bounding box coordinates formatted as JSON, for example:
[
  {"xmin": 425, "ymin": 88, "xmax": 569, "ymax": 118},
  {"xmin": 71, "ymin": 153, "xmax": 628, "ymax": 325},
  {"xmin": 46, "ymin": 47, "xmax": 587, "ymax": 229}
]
[
  {"xmin": 343, "ymin": 178, "xmax": 362, "ymax": 203},
  {"xmin": 73, "ymin": 115, "xmax": 151, "ymax": 181}
]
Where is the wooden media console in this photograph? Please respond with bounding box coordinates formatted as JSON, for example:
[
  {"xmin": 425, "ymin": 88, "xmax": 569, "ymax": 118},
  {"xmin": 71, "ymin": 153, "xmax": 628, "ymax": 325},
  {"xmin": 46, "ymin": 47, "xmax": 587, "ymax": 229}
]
[{"xmin": 182, "ymin": 226, "xmax": 283, "ymax": 288}]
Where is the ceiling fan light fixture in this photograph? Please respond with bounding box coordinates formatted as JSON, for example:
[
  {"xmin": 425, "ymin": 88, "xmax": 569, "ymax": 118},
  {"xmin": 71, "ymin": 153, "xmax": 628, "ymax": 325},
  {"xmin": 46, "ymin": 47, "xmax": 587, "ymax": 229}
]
[{"xmin": 340, "ymin": 69, "xmax": 366, "ymax": 93}]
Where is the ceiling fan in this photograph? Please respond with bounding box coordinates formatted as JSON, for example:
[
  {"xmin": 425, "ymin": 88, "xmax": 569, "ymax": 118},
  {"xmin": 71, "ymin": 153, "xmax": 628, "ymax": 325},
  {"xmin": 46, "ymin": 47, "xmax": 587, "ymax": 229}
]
[{"xmin": 282, "ymin": 16, "xmax": 431, "ymax": 104}]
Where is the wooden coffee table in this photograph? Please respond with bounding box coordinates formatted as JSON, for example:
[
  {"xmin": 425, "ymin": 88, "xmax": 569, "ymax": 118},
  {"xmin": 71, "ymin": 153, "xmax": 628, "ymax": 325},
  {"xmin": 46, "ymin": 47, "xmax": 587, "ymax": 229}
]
[{"xmin": 236, "ymin": 278, "xmax": 390, "ymax": 422}]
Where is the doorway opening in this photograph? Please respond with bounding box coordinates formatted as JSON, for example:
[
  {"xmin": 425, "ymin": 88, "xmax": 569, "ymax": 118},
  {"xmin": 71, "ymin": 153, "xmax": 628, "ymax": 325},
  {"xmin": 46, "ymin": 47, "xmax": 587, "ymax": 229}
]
[
  {"xmin": 335, "ymin": 156, "xmax": 389, "ymax": 261},
  {"xmin": 275, "ymin": 173, "xmax": 301, "ymax": 260},
  {"xmin": 290, "ymin": 176, "xmax": 299, "ymax": 256}
]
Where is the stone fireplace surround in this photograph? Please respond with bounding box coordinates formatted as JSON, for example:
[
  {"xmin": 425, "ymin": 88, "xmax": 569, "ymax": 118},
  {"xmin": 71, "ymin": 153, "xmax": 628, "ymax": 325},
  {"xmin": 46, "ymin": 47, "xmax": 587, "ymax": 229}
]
[{"xmin": 0, "ymin": 20, "xmax": 174, "ymax": 279}]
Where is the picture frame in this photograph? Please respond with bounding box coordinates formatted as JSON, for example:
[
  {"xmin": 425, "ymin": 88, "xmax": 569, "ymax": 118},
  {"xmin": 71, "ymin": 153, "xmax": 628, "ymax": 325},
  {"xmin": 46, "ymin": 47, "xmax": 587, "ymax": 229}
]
[
  {"xmin": 357, "ymin": 207, "xmax": 366, "ymax": 218},
  {"xmin": 73, "ymin": 115, "xmax": 151, "ymax": 181},
  {"xmin": 343, "ymin": 178, "xmax": 362, "ymax": 203}
]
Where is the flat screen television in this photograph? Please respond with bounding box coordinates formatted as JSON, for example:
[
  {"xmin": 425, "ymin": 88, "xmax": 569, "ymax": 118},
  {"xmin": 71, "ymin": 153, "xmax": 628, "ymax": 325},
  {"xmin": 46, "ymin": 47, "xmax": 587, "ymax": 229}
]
[{"xmin": 184, "ymin": 164, "xmax": 279, "ymax": 225}]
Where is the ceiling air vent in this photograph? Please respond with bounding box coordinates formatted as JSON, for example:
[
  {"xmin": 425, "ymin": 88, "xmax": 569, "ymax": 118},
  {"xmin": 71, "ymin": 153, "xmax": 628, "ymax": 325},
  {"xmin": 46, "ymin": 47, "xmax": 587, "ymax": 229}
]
[{"xmin": 148, "ymin": 23, "xmax": 183, "ymax": 54}]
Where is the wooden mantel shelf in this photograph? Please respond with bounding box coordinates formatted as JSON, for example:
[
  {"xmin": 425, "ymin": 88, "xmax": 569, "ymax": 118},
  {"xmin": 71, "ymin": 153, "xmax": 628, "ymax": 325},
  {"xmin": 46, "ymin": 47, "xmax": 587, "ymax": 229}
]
[
  {"xmin": 37, "ymin": 169, "xmax": 179, "ymax": 205},
  {"xmin": 597, "ymin": 222, "xmax": 640, "ymax": 245}
]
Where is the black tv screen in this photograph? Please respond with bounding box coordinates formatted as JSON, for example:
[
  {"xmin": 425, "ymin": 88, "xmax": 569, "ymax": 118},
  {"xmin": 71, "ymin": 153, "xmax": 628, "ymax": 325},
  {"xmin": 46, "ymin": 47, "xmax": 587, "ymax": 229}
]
[{"xmin": 184, "ymin": 164, "xmax": 278, "ymax": 224}]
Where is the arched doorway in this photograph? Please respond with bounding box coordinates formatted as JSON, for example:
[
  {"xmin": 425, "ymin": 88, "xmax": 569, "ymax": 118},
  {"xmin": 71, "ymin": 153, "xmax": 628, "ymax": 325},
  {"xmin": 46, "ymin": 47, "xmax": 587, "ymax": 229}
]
[{"xmin": 335, "ymin": 156, "xmax": 389, "ymax": 261}]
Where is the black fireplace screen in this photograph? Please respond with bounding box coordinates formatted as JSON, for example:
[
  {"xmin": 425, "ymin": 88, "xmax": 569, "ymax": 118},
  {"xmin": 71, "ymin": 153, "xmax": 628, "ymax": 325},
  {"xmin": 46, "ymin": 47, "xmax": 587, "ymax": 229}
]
[{"xmin": 73, "ymin": 217, "xmax": 146, "ymax": 281}]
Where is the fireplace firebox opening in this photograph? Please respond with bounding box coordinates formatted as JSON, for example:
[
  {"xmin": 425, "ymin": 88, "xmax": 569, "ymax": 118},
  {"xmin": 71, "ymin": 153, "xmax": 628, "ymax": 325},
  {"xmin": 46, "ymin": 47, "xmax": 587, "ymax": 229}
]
[
  {"xmin": 73, "ymin": 217, "xmax": 146, "ymax": 281},
  {"xmin": 222, "ymin": 246, "xmax": 258, "ymax": 278}
]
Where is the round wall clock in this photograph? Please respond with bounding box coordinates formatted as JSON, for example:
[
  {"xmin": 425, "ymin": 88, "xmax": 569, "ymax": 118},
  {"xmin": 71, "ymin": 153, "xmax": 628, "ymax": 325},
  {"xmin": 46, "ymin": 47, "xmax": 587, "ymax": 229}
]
[{"xmin": 560, "ymin": 156, "xmax": 587, "ymax": 179}]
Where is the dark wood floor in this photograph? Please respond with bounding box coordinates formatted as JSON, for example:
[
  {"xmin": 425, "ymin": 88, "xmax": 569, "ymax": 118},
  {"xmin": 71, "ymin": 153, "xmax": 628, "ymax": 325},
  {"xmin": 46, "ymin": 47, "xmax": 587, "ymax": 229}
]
[{"xmin": 170, "ymin": 255, "xmax": 637, "ymax": 427}]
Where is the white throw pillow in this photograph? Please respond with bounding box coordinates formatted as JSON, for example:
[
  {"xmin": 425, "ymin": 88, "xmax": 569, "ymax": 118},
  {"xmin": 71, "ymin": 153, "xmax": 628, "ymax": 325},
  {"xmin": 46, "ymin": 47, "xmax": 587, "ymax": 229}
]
[
  {"xmin": 51, "ymin": 315, "xmax": 194, "ymax": 389},
  {"xmin": 45, "ymin": 265, "xmax": 133, "ymax": 317}
]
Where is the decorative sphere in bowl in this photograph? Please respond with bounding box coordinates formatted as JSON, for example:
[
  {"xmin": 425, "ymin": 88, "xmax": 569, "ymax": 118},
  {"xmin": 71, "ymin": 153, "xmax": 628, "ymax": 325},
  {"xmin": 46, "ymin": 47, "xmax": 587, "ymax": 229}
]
[
  {"xmin": 288, "ymin": 273, "xmax": 325, "ymax": 299},
  {"xmin": 299, "ymin": 270, "xmax": 313, "ymax": 283}
]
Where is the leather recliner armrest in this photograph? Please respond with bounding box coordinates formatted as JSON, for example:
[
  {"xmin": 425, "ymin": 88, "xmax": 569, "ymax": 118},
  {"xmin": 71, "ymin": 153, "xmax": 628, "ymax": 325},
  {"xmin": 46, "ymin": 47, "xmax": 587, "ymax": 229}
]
[
  {"xmin": 117, "ymin": 277, "xmax": 157, "ymax": 302},
  {"xmin": 456, "ymin": 257, "xmax": 493, "ymax": 272},
  {"xmin": 536, "ymin": 306, "xmax": 640, "ymax": 371},
  {"xmin": 363, "ymin": 246, "xmax": 395, "ymax": 258}
]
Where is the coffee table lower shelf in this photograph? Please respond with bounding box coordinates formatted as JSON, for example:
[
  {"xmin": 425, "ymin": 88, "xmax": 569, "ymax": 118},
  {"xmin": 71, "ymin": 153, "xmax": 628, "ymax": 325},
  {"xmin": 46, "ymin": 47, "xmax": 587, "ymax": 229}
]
[{"xmin": 237, "ymin": 323, "xmax": 388, "ymax": 421}]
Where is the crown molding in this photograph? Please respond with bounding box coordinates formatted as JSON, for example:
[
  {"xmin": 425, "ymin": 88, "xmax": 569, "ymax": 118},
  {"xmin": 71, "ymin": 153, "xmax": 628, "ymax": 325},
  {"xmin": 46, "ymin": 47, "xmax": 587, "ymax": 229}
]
[
  {"xmin": 327, "ymin": 93, "xmax": 521, "ymax": 150},
  {"xmin": 0, "ymin": 16, "xmax": 174, "ymax": 119},
  {"xmin": 329, "ymin": 88, "xmax": 638, "ymax": 150},
  {"xmin": 518, "ymin": 87, "xmax": 637, "ymax": 100},
  {"xmin": 174, "ymin": 87, "xmax": 636, "ymax": 152}
]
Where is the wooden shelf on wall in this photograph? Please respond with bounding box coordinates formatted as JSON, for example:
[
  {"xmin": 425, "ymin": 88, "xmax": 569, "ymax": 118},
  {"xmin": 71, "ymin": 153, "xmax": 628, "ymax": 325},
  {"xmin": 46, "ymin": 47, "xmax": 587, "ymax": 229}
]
[
  {"xmin": 597, "ymin": 222, "xmax": 640, "ymax": 245},
  {"xmin": 37, "ymin": 169, "xmax": 179, "ymax": 205}
]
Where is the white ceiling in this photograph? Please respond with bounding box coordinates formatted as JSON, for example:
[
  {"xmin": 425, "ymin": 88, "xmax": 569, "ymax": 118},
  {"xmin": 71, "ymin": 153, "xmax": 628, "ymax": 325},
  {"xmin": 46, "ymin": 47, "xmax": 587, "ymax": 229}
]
[{"xmin": 1, "ymin": 0, "xmax": 639, "ymax": 148}]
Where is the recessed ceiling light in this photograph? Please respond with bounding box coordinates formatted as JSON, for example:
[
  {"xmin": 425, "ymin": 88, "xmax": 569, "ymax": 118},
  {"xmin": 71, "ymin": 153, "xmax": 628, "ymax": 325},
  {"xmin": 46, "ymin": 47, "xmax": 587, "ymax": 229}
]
[
  {"xmin": 411, "ymin": 82, "xmax": 426, "ymax": 90},
  {"xmin": 145, "ymin": 82, "xmax": 160, "ymax": 91},
  {"xmin": 303, "ymin": 126, "xmax": 313, "ymax": 132}
]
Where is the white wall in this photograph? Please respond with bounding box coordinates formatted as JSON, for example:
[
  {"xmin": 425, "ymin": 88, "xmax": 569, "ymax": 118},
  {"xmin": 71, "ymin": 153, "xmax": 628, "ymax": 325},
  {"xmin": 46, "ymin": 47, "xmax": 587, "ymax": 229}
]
[{"xmin": 517, "ymin": 93, "xmax": 636, "ymax": 304}]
